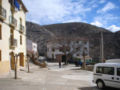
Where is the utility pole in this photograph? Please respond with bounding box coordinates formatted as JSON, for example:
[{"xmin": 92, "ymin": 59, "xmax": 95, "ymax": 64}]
[{"xmin": 101, "ymin": 32, "xmax": 104, "ymax": 63}]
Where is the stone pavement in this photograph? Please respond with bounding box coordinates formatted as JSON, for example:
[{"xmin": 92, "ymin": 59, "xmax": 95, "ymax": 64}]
[{"xmin": 0, "ymin": 63, "xmax": 118, "ymax": 90}]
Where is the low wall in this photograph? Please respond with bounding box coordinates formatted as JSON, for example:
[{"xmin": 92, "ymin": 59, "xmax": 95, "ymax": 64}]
[
  {"xmin": 0, "ymin": 61, "xmax": 10, "ymax": 75},
  {"xmin": 86, "ymin": 65, "xmax": 94, "ymax": 71}
]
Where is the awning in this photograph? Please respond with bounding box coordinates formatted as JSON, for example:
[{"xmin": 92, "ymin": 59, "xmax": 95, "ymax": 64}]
[{"xmin": 14, "ymin": 0, "xmax": 20, "ymax": 10}]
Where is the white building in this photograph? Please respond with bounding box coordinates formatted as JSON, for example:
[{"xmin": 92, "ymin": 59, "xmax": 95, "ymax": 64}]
[
  {"xmin": 47, "ymin": 42, "xmax": 64, "ymax": 60},
  {"xmin": 27, "ymin": 39, "xmax": 38, "ymax": 55},
  {"xmin": 70, "ymin": 40, "xmax": 89, "ymax": 58},
  {"xmin": 47, "ymin": 39, "xmax": 90, "ymax": 61},
  {"xmin": 0, "ymin": 0, "xmax": 28, "ymax": 74}
]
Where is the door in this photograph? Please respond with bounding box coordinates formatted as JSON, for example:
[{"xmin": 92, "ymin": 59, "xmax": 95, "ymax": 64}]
[
  {"xmin": 114, "ymin": 67, "xmax": 120, "ymax": 88},
  {"xmin": 10, "ymin": 52, "xmax": 15, "ymax": 70},
  {"xmin": 102, "ymin": 67, "xmax": 116, "ymax": 87},
  {"xmin": 19, "ymin": 53, "xmax": 24, "ymax": 67}
]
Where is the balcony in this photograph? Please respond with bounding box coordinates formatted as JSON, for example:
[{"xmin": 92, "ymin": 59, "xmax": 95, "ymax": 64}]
[
  {"xmin": 19, "ymin": 24, "xmax": 24, "ymax": 33},
  {"xmin": 9, "ymin": 16, "xmax": 17, "ymax": 28},
  {"xmin": 0, "ymin": 6, "xmax": 6, "ymax": 20},
  {"xmin": 9, "ymin": 38, "xmax": 17, "ymax": 49}
]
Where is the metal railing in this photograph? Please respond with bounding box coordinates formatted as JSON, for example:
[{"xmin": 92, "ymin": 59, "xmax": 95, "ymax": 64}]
[
  {"xmin": 10, "ymin": 37, "xmax": 17, "ymax": 47},
  {"xmin": 9, "ymin": 16, "xmax": 17, "ymax": 27},
  {"xmin": 19, "ymin": 24, "xmax": 24, "ymax": 32},
  {"xmin": 0, "ymin": 6, "xmax": 6, "ymax": 19}
]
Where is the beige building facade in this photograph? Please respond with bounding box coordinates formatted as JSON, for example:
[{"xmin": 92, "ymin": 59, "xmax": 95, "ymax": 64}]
[{"xmin": 0, "ymin": 0, "xmax": 27, "ymax": 74}]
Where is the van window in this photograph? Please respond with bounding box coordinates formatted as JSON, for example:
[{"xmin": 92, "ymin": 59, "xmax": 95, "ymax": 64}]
[
  {"xmin": 96, "ymin": 67, "xmax": 103, "ymax": 73},
  {"xmin": 117, "ymin": 68, "xmax": 120, "ymax": 76},
  {"xmin": 103, "ymin": 67, "xmax": 114, "ymax": 75},
  {"xmin": 96, "ymin": 67, "xmax": 114, "ymax": 75}
]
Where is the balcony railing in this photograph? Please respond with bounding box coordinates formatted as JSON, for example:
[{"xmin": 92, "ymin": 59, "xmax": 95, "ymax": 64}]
[
  {"xmin": 19, "ymin": 24, "xmax": 24, "ymax": 33},
  {"xmin": 9, "ymin": 38, "xmax": 17, "ymax": 49},
  {"xmin": 9, "ymin": 16, "xmax": 17, "ymax": 28},
  {"xmin": 0, "ymin": 6, "xmax": 6, "ymax": 20}
]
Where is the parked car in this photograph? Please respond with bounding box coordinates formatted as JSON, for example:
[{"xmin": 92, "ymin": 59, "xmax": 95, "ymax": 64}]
[
  {"xmin": 68, "ymin": 59, "xmax": 75, "ymax": 64},
  {"xmin": 74, "ymin": 60, "xmax": 82, "ymax": 66},
  {"xmin": 38, "ymin": 56, "xmax": 46, "ymax": 63},
  {"xmin": 93, "ymin": 63, "xmax": 120, "ymax": 89}
]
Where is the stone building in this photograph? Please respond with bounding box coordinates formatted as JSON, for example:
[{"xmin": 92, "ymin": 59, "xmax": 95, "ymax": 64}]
[{"xmin": 47, "ymin": 38, "xmax": 90, "ymax": 62}]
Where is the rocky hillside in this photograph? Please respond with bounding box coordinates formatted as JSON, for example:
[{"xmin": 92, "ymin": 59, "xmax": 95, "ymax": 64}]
[
  {"xmin": 26, "ymin": 22, "xmax": 56, "ymax": 55},
  {"xmin": 114, "ymin": 31, "xmax": 120, "ymax": 58},
  {"xmin": 26, "ymin": 21, "xmax": 118, "ymax": 60}
]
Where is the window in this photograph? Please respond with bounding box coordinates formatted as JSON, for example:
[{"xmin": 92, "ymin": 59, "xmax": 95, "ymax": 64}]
[
  {"xmin": 103, "ymin": 67, "xmax": 114, "ymax": 75},
  {"xmin": 117, "ymin": 68, "xmax": 120, "ymax": 76},
  {"xmin": 52, "ymin": 48, "xmax": 55, "ymax": 52},
  {"xmin": 59, "ymin": 48, "xmax": 62, "ymax": 52},
  {"xmin": 20, "ymin": 35, "xmax": 22, "ymax": 45},
  {"xmin": 20, "ymin": 18, "xmax": 22, "ymax": 24},
  {"xmin": 84, "ymin": 41, "xmax": 87, "ymax": 44},
  {"xmin": 76, "ymin": 41, "xmax": 79, "ymax": 43},
  {"xmin": 96, "ymin": 67, "xmax": 103, "ymax": 73},
  {"xmin": 47, "ymin": 48, "xmax": 49, "ymax": 51},
  {"xmin": 0, "ymin": 0, "xmax": 2, "ymax": 5},
  {"xmin": 96, "ymin": 67, "xmax": 114, "ymax": 75},
  {"xmin": 0, "ymin": 25, "xmax": 2, "ymax": 40},
  {"xmin": 0, "ymin": 50, "xmax": 1, "ymax": 61},
  {"xmin": 20, "ymin": 18, "xmax": 22, "ymax": 30},
  {"xmin": 10, "ymin": 29, "xmax": 14, "ymax": 45},
  {"xmin": 76, "ymin": 47, "xmax": 80, "ymax": 51}
]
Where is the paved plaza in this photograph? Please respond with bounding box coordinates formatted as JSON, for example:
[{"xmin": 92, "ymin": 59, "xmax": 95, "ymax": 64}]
[{"xmin": 0, "ymin": 63, "xmax": 118, "ymax": 90}]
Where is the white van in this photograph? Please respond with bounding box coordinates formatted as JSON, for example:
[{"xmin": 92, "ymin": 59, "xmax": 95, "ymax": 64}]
[{"xmin": 93, "ymin": 63, "xmax": 120, "ymax": 89}]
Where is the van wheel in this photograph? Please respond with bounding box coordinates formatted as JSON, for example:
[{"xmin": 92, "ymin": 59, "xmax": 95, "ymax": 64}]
[{"xmin": 97, "ymin": 80, "xmax": 105, "ymax": 89}]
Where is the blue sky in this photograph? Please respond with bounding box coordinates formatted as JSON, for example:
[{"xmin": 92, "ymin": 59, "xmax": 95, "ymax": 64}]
[{"xmin": 22, "ymin": 0, "xmax": 120, "ymax": 32}]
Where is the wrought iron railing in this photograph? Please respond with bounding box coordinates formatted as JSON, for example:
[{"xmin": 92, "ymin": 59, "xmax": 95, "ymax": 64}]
[
  {"xmin": 0, "ymin": 6, "xmax": 6, "ymax": 19},
  {"xmin": 10, "ymin": 37, "xmax": 17, "ymax": 47},
  {"xmin": 9, "ymin": 16, "xmax": 17, "ymax": 27},
  {"xmin": 19, "ymin": 24, "xmax": 24, "ymax": 32}
]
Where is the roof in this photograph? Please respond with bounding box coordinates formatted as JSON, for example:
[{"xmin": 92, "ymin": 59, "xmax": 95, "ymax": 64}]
[
  {"xmin": 95, "ymin": 63, "xmax": 120, "ymax": 67},
  {"xmin": 18, "ymin": 0, "xmax": 28, "ymax": 12},
  {"xmin": 106, "ymin": 59, "xmax": 120, "ymax": 63}
]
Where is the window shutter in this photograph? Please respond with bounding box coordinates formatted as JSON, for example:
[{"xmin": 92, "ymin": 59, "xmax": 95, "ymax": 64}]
[
  {"xmin": 0, "ymin": 0, "xmax": 2, "ymax": 5},
  {"xmin": 20, "ymin": 35, "xmax": 22, "ymax": 45},
  {"xmin": 0, "ymin": 25, "xmax": 1, "ymax": 40},
  {"xmin": 0, "ymin": 50, "xmax": 1, "ymax": 61}
]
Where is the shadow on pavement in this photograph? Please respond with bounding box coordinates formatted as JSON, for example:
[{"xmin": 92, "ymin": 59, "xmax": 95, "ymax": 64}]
[
  {"xmin": 71, "ymin": 68, "xmax": 81, "ymax": 70},
  {"xmin": 78, "ymin": 86, "xmax": 98, "ymax": 90},
  {"xmin": 78, "ymin": 86, "xmax": 119, "ymax": 90}
]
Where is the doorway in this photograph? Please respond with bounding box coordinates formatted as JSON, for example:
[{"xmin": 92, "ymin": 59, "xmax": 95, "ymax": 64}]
[
  {"xmin": 10, "ymin": 52, "xmax": 15, "ymax": 70},
  {"xmin": 19, "ymin": 53, "xmax": 24, "ymax": 67}
]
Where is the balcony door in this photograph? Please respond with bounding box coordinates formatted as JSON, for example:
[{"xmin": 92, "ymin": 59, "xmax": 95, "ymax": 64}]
[
  {"xmin": 10, "ymin": 52, "xmax": 15, "ymax": 70},
  {"xmin": 0, "ymin": 0, "xmax": 2, "ymax": 6},
  {"xmin": 19, "ymin": 53, "xmax": 24, "ymax": 67}
]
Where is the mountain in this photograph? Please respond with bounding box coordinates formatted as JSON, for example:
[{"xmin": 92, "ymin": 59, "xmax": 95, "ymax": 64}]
[
  {"xmin": 26, "ymin": 21, "xmax": 117, "ymax": 61},
  {"xmin": 114, "ymin": 31, "xmax": 120, "ymax": 58}
]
